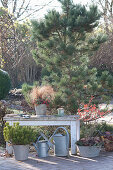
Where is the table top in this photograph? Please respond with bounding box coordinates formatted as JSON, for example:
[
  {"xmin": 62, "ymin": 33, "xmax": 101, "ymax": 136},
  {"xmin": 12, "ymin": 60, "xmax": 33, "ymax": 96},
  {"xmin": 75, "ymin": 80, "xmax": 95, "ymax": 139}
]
[{"xmin": 3, "ymin": 114, "xmax": 79, "ymax": 121}]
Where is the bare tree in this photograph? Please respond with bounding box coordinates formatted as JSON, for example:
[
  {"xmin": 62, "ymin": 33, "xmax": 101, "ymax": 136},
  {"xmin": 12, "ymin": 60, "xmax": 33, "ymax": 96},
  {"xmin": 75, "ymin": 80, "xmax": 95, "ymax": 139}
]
[
  {"xmin": 0, "ymin": 8, "xmax": 40, "ymax": 87},
  {"xmin": 90, "ymin": 1, "xmax": 113, "ymax": 73},
  {"xmin": 92, "ymin": 0, "xmax": 113, "ymax": 33},
  {"xmin": 0, "ymin": 0, "xmax": 54, "ymax": 21}
]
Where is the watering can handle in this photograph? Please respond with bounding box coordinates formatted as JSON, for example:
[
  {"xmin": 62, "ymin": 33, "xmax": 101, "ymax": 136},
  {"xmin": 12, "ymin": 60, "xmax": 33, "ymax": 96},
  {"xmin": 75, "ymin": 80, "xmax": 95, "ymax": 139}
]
[
  {"xmin": 37, "ymin": 132, "xmax": 54, "ymax": 150},
  {"xmin": 34, "ymin": 134, "xmax": 50, "ymax": 154},
  {"xmin": 49, "ymin": 127, "xmax": 69, "ymax": 150}
]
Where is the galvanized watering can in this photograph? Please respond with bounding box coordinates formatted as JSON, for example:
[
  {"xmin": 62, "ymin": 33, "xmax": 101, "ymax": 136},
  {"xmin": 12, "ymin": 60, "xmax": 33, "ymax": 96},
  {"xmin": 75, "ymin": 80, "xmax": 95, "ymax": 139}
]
[
  {"xmin": 33, "ymin": 134, "xmax": 50, "ymax": 158},
  {"xmin": 50, "ymin": 127, "xmax": 69, "ymax": 157},
  {"xmin": 33, "ymin": 127, "xmax": 69, "ymax": 157}
]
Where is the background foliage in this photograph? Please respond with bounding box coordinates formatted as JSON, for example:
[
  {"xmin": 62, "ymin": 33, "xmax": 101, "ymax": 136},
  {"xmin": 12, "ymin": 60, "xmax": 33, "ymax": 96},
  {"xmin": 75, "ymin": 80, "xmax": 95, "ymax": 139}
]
[
  {"xmin": 0, "ymin": 69, "xmax": 11, "ymax": 100},
  {"xmin": 31, "ymin": 0, "xmax": 113, "ymax": 113}
]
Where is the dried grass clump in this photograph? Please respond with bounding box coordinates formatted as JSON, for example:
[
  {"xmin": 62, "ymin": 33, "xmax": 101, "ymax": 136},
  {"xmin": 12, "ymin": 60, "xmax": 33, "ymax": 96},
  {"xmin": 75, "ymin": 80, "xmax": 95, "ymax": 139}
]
[{"xmin": 30, "ymin": 85, "xmax": 55, "ymax": 103}]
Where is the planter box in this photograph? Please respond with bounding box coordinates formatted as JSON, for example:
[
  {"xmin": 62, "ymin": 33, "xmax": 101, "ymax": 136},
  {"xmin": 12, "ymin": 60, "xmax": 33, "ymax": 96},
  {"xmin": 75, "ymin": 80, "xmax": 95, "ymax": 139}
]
[
  {"xmin": 13, "ymin": 145, "xmax": 29, "ymax": 161},
  {"xmin": 77, "ymin": 145, "xmax": 101, "ymax": 158}
]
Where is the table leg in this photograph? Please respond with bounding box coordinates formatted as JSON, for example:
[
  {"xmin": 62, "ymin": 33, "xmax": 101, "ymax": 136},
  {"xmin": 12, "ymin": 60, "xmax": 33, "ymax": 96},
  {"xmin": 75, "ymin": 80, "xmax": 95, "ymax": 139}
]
[
  {"xmin": 76, "ymin": 119, "xmax": 80, "ymax": 141},
  {"xmin": 71, "ymin": 121, "xmax": 77, "ymax": 155}
]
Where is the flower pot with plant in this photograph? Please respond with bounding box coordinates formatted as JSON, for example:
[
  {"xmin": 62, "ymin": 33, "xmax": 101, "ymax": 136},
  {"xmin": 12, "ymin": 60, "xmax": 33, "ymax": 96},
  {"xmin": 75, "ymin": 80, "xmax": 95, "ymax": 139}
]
[
  {"xmin": 76, "ymin": 137, "xmax": 101, "ymax": 158},
  {"xmin": 76, "ymin": 96, "xmax": 111, "ymax": 158},
  {"xmin": 31, "ymin": 85, "xmax": 54, "ymax": 117},
  {"xmin": 3, "ymin": 122, "xmax": 36, "ymax": 161}
]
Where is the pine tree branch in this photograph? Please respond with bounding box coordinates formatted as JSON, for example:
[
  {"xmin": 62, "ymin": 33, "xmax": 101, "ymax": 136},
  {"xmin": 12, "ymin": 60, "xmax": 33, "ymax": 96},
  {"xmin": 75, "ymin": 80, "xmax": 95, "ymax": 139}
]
[{"xmin": 56, "ymin": 30, "xmax": 63, "ymax": 42}]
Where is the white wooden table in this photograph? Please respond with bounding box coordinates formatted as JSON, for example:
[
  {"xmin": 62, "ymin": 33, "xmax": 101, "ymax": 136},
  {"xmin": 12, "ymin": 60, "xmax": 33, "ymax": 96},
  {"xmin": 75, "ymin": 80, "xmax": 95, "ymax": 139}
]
[{"xmin": 3, "ymin": 115, "xmax": 80, "ymax": 155}]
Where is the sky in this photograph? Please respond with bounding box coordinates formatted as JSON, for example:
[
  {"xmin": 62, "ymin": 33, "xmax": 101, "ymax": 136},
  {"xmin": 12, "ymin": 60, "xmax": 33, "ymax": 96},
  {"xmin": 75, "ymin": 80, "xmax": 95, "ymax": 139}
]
[
  {"xmin": 0, "ymin": 0, "xmax": 93, "ymax": 21},
  {"xmin": 29, "ymin": 0, "xmax": 92, "ymax": 20}
]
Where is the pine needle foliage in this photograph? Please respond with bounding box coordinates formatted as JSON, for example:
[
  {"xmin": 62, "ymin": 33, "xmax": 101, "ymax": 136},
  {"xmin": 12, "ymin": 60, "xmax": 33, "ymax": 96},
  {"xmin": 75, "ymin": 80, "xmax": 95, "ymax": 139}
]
[{"xmin": 31, "ymin": 0, "xmax": 113, "ymax": 113}]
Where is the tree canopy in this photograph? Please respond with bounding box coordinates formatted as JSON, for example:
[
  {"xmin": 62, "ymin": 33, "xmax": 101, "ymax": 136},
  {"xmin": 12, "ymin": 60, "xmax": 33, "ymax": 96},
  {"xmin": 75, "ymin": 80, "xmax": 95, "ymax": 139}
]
[{"xmin": 31, "ymin": 0, "xmax": 113, "ymax": 113}]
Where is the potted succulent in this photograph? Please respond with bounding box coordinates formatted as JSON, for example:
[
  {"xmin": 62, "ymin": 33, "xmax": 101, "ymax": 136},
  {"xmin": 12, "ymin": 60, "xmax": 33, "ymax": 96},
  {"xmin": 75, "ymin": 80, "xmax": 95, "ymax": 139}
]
[
  {"xmin": 30, "ymin": 85, "xmax": 55, "ymax": 117},
  {"xmin": 3, "ymin": 122, "xmax": 36, "ymax": 161}
]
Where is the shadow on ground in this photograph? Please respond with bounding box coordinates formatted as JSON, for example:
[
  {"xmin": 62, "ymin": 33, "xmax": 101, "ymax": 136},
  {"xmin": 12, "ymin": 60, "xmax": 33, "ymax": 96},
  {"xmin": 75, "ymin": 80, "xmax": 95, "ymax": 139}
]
[{"xmin": 0, "ymin": 150, "xmax": 113, "ymax": 170}]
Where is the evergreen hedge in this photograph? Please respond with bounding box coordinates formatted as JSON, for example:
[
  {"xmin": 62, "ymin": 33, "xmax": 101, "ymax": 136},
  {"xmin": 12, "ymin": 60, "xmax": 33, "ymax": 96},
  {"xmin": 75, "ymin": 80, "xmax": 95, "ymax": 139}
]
[{"xmin": 0, "ymin": 69, "xmax": 11, "ymax": 100}]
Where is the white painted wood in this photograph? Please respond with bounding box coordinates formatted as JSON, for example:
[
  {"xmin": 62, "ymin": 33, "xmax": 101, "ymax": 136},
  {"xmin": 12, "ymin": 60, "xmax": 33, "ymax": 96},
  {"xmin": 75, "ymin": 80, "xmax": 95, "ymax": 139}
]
[
  {"xmin": 76, "ymin": 119, "xmax": 80, "ymax": 141},
  {"xmin": 8, "ymin": 120, "xmax": 71, "ymax": 126},
  {"xmin": 4, "ymin": 115, "xmax": 79, "ymax": 121},
  {"xmin": 71, "ymin": 121, "xmax": 77, "ymax": 155}
]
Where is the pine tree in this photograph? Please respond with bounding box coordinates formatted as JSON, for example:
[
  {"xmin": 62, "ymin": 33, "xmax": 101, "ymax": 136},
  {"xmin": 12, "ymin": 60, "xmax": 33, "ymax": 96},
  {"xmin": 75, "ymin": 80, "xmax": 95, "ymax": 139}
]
[{"xmin": 31, "ymin": 0, "xmax": 113, "ymax": 113}]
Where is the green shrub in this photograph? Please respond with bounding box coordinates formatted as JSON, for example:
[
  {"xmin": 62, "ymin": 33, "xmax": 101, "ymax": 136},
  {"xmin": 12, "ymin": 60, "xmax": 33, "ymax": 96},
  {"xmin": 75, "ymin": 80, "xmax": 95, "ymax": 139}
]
[
  {"xmin": 95, "ymin": 122, "xmax": 113, "ymax": 134},
  {"xmin": 0, "ymin": 101, "xmax": 13, "ymax": 145},
  {"xmin": 3, "ymin": 122, "xmax": 36, "ymax": 145},
  {"xmin": 22, "ymin": 83, "xmax": 33, "ymax": 106},
  {"xmin": 0, "ymin": 69, "xmax": 11, "ymax": 100},
  {"xmin": 80, "ymin": 122, "xmax": 113, "ymax": 138}
]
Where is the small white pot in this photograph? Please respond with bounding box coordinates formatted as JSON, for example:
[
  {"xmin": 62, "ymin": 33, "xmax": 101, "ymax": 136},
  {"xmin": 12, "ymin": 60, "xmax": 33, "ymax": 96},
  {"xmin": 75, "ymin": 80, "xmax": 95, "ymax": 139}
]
[
  {"xmin": 57, "ymin": 108, "xmax": 64, "ymax": 116},
  {"xmin": 6, "ymin": 142, "xmax": 13, "ymax": 154},
  {"xmin": 13, "ymin": 145, "xmax": 29, "ymax": 161}
]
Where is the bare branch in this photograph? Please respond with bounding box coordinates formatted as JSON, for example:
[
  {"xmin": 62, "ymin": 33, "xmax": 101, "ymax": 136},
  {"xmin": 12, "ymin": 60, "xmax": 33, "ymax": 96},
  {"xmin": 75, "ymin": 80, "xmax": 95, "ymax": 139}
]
[
  {"xmin": 18, "ymin": 0, "xmax": 54, "ymax": 21},
  {"xmin": 17, "ymin": 0, "xmax": 31, "ymax": 19},
  {"xmin": 13, "ymin": 0, "xmax": 18, "ymax": 13},
  {"xmin": 17, "ymin": 0, "xmax": 26, "ymax": 16},
  {"xmin": 0, "ymin": 0, "xmax": 8, "ymax": 8}
]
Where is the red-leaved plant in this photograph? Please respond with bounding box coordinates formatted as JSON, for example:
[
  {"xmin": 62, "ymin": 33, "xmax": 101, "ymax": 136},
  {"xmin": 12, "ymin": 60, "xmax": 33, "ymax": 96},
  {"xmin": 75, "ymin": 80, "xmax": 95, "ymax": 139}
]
[
  {"xmin": 78, "ymin": 96, "xmax": 111, "ymax": 122},
  {"xmin": 76, "ymin": 96, "xmax": 111, "ymax": 146}
]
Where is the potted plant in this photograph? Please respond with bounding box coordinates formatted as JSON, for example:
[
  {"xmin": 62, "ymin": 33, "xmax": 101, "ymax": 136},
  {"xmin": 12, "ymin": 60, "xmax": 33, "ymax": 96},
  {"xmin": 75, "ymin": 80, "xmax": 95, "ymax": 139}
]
[
  {"xmin": 3, "ymin": 122, "xmax": 36, "ymax": 161},
  {"xmin": 76, "ymin": 96, "xmax": 111, "ymax": 158},
  {"xmin": 76, "ymin": 137, "xmax": 101, "ymax": 158},
  {"xmin": 30, "ymin": 85, "xmax": 55, "ymax": 117}
]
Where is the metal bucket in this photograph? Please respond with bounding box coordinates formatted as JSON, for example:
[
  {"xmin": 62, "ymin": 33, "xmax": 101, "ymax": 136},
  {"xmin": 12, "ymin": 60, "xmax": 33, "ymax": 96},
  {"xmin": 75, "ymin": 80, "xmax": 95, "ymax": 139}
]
[
  {"xmin": 13, "ymin": 145, "xmax": 29, "ymax": 161},
  {"xmin": 77, "ymin": 145, "xmax": 101, "ymax": 158},
  {"xmin": 35, "ymin": 104, "xmax": 47, "ymax": 117}
]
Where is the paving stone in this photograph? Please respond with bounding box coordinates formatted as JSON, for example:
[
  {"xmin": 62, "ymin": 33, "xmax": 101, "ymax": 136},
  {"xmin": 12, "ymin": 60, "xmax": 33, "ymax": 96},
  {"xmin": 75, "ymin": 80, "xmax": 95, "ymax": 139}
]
[{"xmin": 0, "ymin": 150, "xmax": 113, "ymax": 170}]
